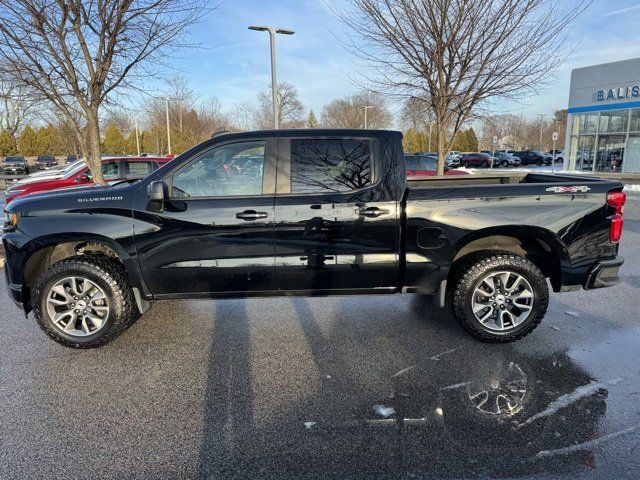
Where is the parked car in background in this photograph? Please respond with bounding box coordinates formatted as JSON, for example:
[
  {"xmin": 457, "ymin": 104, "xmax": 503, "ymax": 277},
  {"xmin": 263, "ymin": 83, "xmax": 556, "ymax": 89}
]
[
  {"xmin": 448, "ymin": 150, "xmax": 462, "ymax": 159},
  {"xmin": 35, "ymin": 155, "xmax": 58, "ymax": 170},
  {"xmin": 495, "ymin": 152, "xmax": 521, "ymax": 168},
  {"xmin": 548, "ymin": 149, "xmax": 564, "ymax": 163},
  {"xmin": 2, "ymin": 156, "xmax": 29, "ymax": 175},
  {"xmin": 460, "ymin": 152, "xmax": 495, "ymax": 168},
  {"xmin": 4, "ymin": 156, "xmax": 170, "ymax": 205},
  {"xmin": 65, "ymin": 155, "xmax": 78, "ymax": 164},
  {"xmin": 513, "ymin": 150, "xmax": 552, "ymax": 166},
  {"xmin": 445, "ymin": 154, "xmax": 461, "ymax": 168},
  {"xmin": 405, "ymin": 154, "xmax": 469, "ymax": 176}
]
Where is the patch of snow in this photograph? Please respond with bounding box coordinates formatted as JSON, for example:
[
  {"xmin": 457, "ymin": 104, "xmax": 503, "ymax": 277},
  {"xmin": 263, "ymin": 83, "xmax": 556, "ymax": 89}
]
[
  {"xmin": 518, "ymin": 378, "xmax": 622, "ymax": 428},
  {"xmin": 549, "ymin": 326, "xmax": 560, "ymax": 331},
  {"xmin": 430, "ymin": 347, "xmax": 460, "ymax": 361},
  {"xmin": 537, "ymin": 424, "xmax": 640, "ymax": 457},
  {"xmin": 564, "ymin": 311, "xmax": 580, "ymax": 317},
  {"xmin": 392, "ymin": 365, "xmax": 416, "ymax": 377},
  {"xmin": 624, "ymin": 184, "xmax": 640, "ymax": 192},
  {"xmin": 441, "ymin": 381, "xmax": 471, "ymax": 391},
  {"xmin": 326, "ymin": 375, "xmax": 332, "ymax": 379},
  {"xmin": 373, "ymin": 405, "xmax": 396, "ymax": 418},
  {"xmin": 303, "ymin": 421, "xmax": 316, "ymax": 429}
]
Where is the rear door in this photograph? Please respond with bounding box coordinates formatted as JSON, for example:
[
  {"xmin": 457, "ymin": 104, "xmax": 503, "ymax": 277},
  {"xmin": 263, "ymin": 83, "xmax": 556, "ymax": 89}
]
[{"xmin": 273, "ymin": 135, "xmax": 400, "ymax": 292}]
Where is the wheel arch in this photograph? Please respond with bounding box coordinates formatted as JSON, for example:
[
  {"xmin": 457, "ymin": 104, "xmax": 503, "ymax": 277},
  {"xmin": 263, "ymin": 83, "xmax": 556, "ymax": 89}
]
[
  {"xmin": 21, "ymin": 234, "xmax": 144, "ymax": 299},
  {"xmin": 450, "ymin": 226, "xmax": 569, "ymax": 292}
]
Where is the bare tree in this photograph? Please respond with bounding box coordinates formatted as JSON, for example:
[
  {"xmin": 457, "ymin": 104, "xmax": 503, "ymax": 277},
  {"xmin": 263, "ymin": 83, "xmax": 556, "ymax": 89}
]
[
  {"xmin": 399, "ymin": 96, "xmax": 434, "ymax": 133},
  {"xmin": 255, "ymin": 82, "xmax": 305, "ymax": 129},
  {"xmin": 338, "ymin": 0, "xmax": 588, "ymax": 174},
  {"xmin": 321, "ymin": 91, "xmax": 392, "ymax": 129},
  {"xmin": 228, "ymin": 102, "xmax": 256, "ymax": 131},
  {"xmin": 0, "ymin": 79, "xmax": 35, "ymax": 137},
  {"xmin": 0, "ymin": 0, "xmax": 207, "ymax": 183}
]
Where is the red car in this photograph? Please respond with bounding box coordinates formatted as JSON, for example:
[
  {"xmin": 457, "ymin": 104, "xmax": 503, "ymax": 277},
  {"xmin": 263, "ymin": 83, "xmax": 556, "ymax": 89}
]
[
  {"xmin": 405, "ymin": 154, "xmax": 469, "ymax": 177},
  {"xmin": 459, "ymin": 152, "xmax": 495, "ymax": 168},
  {"xmin": 4, "ymin": 156, "xmax": 171, "ymax": 205}
]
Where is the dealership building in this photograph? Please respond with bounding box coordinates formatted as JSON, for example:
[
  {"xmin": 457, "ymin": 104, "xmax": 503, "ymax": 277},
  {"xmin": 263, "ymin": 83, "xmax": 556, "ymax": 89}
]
[{"xmin": 565, "ymin": 57, "xmax": 640, "ymax": 174}]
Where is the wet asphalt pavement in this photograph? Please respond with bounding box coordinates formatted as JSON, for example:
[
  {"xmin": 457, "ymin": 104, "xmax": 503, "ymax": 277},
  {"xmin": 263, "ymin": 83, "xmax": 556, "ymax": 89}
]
[{"xmin": 1, "ymin": 197, "xmax": 640, "ymax": 480}]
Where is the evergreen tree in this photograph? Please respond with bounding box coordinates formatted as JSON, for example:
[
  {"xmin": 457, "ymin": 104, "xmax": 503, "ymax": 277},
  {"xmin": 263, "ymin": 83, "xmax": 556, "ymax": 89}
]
[
  {"xmin": 306, "ymin": 110, "xmax": 319, "ymax": 128},
  {"xmin": 0, "ymin": 129, "xmax": 17, "ymax": 156},
  {"xmin": 18, "ymin": 125, "xmax": 39, "ymax": 155},
  {"xmin": 466, "ymin": 127, "xmax": 479, "ymax": 152},
  {"xmin": 102, "ymin": 122, "xmax": 127, "ymax": 154},
  {"xmin": 126, "ymin": 130, "xmax": 140, "ymax": 155}
]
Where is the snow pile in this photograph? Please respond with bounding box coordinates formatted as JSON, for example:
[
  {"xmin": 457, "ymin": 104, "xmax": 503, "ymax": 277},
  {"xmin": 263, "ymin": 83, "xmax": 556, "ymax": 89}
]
[{"xmin": 624, "ymin": 184, "xmax": 640, "ymax": 192}]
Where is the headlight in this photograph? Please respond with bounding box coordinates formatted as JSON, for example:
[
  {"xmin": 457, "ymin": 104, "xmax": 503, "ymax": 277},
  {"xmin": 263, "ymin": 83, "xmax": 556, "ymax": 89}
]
[{"xmin": 3, "ymin": 211, "xmax": 18, "ymax": 232}]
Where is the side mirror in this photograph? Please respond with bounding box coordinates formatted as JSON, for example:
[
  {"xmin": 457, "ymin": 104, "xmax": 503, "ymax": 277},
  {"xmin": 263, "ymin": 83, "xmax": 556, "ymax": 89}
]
[
  {"xmin": 147, "ymin": 181, "xmax": 166, "ymax": 212},
  {"xmin": 76, "ymin": 173, "xmax": 90, "ymax": 183}
]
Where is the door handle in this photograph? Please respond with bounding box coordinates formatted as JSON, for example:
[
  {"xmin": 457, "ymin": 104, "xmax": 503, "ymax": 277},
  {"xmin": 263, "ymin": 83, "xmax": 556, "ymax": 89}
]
[
  {"xmin": 235, "ymin": 210, "xmax": 268, "ymax": 221},
  {"xmin": 357, "ymin": 207, "xmax": 390, "ymax": 218}
]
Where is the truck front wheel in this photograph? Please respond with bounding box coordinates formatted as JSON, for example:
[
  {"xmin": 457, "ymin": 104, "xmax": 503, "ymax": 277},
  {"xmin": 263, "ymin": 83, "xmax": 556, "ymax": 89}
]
[
  {"xmin": 451, "ymin": 253, "xmax": 548, "ymax": 342},
  {"xmin": 32, "ymin": 257, "xmax": 136, "ymax": 348}
]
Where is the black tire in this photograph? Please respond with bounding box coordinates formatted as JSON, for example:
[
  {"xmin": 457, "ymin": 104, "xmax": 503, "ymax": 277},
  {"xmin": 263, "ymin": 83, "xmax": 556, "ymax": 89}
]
[
  {"xmin": 462, "ymin": 162, "xmax": 469, "ymax": 168},
  {"xmin": 480, "ymin": 161, "xmax": 489, "ymax": 168},
  {"xmin": 536, "ymin": 159, "xmax": 542, "ymax": 166},
  {"xmin": 451, "ymin": 253, "xmax": 548, "ymax": 343},
  {"xmin": 32, "ymin": 257, "xmax": 136, "ymax": 348},
  {"xmin": 501, "ymin": 160, "xmax": 509, "ymax": 168}
]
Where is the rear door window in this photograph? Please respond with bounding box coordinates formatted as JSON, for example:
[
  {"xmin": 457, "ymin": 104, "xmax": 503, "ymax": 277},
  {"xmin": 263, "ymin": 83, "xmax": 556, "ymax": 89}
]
[
  {"xmin": 289, "ymin": 138, "xmax": 372, "ymax": 194},
  {"xmin": 125, "ymin": 161, "xmax": 153, "ymax": 179}
]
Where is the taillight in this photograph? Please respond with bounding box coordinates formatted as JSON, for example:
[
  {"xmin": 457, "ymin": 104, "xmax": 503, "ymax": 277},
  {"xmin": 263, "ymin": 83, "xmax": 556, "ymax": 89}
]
[{"xmin": 607, "ymin": 190, "xmax": 626, "ymax": 243}]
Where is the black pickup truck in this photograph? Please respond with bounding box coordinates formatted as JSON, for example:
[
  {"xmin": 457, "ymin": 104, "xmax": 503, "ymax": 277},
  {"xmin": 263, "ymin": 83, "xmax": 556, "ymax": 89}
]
[{"xmin": 2, "ymin": 130, "xmax": 626, "ymax": 348}]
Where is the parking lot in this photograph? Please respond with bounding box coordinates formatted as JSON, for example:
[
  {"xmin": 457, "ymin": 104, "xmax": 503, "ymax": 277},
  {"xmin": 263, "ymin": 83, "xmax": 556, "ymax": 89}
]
[{"xmin": 0, "ymin": 196, "xmax": 639, "ymax": 479}]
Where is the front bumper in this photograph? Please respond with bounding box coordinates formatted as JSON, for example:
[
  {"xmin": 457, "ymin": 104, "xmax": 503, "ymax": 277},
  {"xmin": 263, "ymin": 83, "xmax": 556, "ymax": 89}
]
[
  {"xmin": 3, "ymin": 263, "xmax": 24, "ymax": 310},
  {"xmin": 583, "ymin": 256, "xmax": 624, "ymax": 289}
]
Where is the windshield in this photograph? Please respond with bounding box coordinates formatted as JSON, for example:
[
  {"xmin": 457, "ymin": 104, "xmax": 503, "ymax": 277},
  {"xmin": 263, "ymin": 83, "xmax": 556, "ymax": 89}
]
[{"xmin": 4, "ymin": 157, "xmax": 25, "ymax": 163}]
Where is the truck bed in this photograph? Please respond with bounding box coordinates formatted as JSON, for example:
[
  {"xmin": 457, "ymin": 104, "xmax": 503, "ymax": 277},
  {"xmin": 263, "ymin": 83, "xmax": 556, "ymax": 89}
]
[{"xmin": 407, "ymin": 172, "xmax": 619, "ymax": 188}]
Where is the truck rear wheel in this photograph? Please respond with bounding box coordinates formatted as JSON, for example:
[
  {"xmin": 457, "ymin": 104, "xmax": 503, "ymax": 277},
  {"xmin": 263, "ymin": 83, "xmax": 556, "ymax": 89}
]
[
  {"xmin": 451, "ymin": 253, "xmax": 548, "ymax": 342},
  {"xmin": 32, "ymin": 257, "xmax": 136, "ymax": 348}
]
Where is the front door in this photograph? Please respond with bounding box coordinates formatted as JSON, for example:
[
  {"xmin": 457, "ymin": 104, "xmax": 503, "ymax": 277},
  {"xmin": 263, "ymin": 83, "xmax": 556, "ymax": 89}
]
[
  {"xmin": 273, "ymin": 136, "xmax": 401, "ymax": 292},
  {"xmin": 134, "ymin": 138, "xmax": 278, "ymax": 295}
]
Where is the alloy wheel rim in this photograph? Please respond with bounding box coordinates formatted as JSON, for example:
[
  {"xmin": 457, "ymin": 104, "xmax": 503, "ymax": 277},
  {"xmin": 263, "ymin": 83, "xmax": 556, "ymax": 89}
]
[
  {"xmin": 471, "ymin": 271, "xmax": 534, "ymax": 331},
  {"xmin": 45, "ymin": 276, "xmax": 110, "ymax": 337}
]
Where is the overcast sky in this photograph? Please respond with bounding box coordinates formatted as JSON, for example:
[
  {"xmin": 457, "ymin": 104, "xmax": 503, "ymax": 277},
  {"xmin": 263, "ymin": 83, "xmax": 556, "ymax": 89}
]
[{"xmin": 144, "ymin": 0, "xmax": 640, "ymax": 120}]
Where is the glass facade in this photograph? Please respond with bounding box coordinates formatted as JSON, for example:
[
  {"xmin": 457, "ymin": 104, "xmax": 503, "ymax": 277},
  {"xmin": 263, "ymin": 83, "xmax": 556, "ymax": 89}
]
[{"xmin": 568, "ymin": 108, "xmax": 640, "ymax": 173}]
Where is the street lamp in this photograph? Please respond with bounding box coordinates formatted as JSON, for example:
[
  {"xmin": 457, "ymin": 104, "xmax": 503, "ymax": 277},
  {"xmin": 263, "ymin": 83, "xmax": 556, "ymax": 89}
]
[
  {"xmin": 428, "ymin": 122, "xmax": 433, "ymax": 152},
  {"xmin": 249, "ymin": 25, "xmax": 295, "ymax": 129},
  {"xmin": 361, "ymin": 105, "xmax": 373, "ymax": 129},
  {"xmin": 537, "ymin": 113, "xmax": 545, "ymax": 152}
]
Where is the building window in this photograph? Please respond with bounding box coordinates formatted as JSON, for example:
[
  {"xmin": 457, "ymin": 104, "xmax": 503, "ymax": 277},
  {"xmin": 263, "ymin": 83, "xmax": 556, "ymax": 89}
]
[
  {"xmin": 629, "ymin": 109, "xmax": 640, "ymax": 132},
  {"xmin": 599, "ymin": 110, "xmax": 629, "ymax": 133},
  {"xmin": 581, "ymin": 114, "xmax": 598, "ymax": 134},
  {"xmin": 625, "ymin": 134, "xmax": 640, "ymax": 173}
]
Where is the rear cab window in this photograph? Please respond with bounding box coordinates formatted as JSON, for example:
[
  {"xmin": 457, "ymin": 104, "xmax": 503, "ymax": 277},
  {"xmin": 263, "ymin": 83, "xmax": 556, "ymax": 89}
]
[{"xmin": 287, "ymin": 138, "xmax": 374, "ymax": 194}]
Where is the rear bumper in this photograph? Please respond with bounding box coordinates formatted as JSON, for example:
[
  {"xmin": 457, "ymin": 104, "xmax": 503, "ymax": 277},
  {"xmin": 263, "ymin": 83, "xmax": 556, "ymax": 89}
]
[{"xmin": 583, "ymin": 256, "xmax": 624, "ymax": 290}]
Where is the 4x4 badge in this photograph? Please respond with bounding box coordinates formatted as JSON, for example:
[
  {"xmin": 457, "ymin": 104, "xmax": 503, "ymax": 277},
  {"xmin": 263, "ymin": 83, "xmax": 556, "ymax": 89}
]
[{"xmin": 545, "ymin": 186, "xmax": 590, "ymax": 193}]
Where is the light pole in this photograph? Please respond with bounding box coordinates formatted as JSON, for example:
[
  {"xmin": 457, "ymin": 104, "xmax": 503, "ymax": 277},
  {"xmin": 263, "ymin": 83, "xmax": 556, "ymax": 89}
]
[
  {"xmin": 165, "ymin": 97, "xmax": 171, "ymax": 155},
  {"xmin": 428, "ymin": 122, "xmax": 433, "ymax": 152},
  {"xmin": 134, "ymin": 118, "xmax": 141, "ymax": 156},
  {"xmin": 361, "ymin": 105, "xmax": 373, "ymax": 129},
  {"xmin": 537, "ymin": 113, "xmax": 545, "ymax": 152},
  {"xmin": 249, "ymin": 25, "xmax": 295, "ymax": 129}
]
